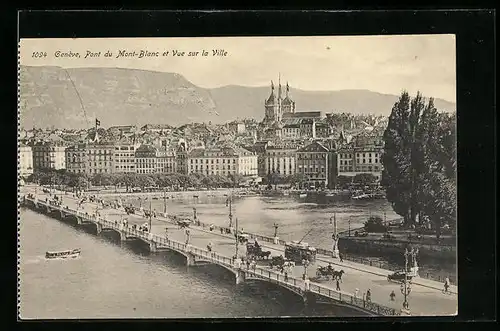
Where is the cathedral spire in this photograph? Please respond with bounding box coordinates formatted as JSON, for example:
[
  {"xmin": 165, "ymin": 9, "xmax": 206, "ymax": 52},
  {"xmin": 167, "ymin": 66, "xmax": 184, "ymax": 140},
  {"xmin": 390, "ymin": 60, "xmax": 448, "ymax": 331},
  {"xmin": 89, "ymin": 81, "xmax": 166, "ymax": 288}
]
[
  {"xmin": 278, "ymin": 73, "xmax": 282, "ymax": 98},
  {"xmin": 286, "ymin": 81, "xmax": 289, "ymax": 96},
  {"xmin": 271, "ymin": 80, "xmax": 274, "ymax": 91}
]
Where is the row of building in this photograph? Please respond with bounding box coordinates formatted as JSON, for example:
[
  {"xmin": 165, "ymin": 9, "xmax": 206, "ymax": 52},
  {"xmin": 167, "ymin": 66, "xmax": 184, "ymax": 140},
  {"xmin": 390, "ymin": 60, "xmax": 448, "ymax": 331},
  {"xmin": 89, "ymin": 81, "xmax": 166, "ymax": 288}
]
[{"xmin": 19, "ymin": 134, "xmax": 383, "ymax": 189}]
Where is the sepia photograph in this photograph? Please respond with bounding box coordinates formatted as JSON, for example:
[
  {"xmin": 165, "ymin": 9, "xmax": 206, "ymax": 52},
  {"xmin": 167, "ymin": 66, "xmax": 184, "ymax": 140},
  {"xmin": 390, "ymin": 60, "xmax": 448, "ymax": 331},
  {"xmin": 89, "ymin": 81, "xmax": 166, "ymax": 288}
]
[{"xmin": 18, "ymin": 35, "xmax": 457, "ymax": 319}]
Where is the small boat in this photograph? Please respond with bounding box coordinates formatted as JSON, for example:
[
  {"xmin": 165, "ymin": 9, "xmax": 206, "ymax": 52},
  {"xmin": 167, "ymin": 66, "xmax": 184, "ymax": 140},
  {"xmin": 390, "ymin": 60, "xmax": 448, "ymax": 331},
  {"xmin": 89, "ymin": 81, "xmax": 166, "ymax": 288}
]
[
  {"xmin": 352, "ymin": 193, "xmax": 370, "ymax": 200},
  {"xmin": 193, "ymin": 194, "xmax": 199, "ymax": 198},
  {"xmin": 299, "ymin": 193, "xmax": 307, "ymax": 198},
  {"xmin": 45, "ymin": 248, "xmax": 81, "ymax": 259},
  {"xmin": 152, "ymin": 197, "xmax": 159, "ymax": 200}
]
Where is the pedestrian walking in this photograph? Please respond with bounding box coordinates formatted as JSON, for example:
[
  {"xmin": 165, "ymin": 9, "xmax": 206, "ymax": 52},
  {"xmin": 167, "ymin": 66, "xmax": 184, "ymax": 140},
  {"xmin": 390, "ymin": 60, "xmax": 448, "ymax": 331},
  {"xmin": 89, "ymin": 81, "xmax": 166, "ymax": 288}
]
[
  {"xmin": 366, "ymin": 289, "xmax": 372, "ymax": 303},
  {"xmin": 284, "ymin": 270, "xmax": 288, "ymax": 282},
  {"xmin": 390, "ymin": 290, "xmax": 396, "ymax": 301},
  {"xmin": 354, "ymin": 288, "xmax": 359, "ymax": 299},
  {"xmin": 246, "ymin": 259, "xmax": 250, "ymax": 270},
  {"xmin": 336, "ymin": 279, "xmax": 341, "ymax": 291},
  {"xmin": 443, "ymin": 276, "xmax": 450, "ymax": 293},
  {"xmin": 339, "ymin": 252, "xmax": 344, "ymax": 262},
  {"xmin": 220, "ymin": 227, "xmax": 223, "ymax": 234}
]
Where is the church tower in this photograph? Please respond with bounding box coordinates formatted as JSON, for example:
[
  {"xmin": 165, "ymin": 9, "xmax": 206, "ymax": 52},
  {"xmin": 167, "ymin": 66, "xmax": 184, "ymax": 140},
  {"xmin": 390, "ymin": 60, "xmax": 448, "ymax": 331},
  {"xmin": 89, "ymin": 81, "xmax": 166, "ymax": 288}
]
[
  {"xmin": 282, "ymin": 82, "xmax": 296, "ymax": 114},
  {"xmin": 264, "ymin": 80, "xmax": 279, "ymax": 123}
]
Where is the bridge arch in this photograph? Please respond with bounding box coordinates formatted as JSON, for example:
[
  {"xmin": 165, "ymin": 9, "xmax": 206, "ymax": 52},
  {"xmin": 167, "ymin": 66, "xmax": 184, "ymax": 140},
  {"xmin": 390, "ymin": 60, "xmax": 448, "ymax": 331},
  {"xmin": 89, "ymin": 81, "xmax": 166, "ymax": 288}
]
[{"xmin": 244, "ymin": 277, "xmax": 305, "ymax": 302}]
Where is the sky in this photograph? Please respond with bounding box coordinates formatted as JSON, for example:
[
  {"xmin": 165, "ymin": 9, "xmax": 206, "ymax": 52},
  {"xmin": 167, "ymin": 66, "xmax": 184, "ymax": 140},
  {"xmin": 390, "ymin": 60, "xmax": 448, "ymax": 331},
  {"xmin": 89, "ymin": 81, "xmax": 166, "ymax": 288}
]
[{"xmin": 20, "ymin": 35, "xmax": 456, "ymax": 103}]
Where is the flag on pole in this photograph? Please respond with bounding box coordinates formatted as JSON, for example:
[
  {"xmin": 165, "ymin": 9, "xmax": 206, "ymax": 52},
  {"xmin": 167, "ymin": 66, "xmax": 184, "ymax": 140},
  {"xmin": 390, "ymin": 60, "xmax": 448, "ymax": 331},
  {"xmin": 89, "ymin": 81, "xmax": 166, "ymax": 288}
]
[{"xmin": 96, "ymin": 118, "xmax": 101, "ymax": 127}]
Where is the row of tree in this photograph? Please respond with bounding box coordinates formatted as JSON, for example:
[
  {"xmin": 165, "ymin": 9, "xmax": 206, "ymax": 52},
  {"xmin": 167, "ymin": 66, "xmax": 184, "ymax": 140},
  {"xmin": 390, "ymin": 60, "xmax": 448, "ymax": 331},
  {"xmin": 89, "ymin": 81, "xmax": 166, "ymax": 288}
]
[
  {"xmin": 27, "ymin": 169, "xmax": 249, "ymax": 192},
  {"xmin": 381, "ymin": 91, "xmax": 456, "ymax": 236}
]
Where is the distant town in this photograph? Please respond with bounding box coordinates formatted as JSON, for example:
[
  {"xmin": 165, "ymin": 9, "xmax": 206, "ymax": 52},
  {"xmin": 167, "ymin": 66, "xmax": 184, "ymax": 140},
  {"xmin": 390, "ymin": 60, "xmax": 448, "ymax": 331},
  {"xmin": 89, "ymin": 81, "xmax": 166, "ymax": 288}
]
[{"xmin": 19, "ymin": 81, "xmax": 389, "ymax": 191}]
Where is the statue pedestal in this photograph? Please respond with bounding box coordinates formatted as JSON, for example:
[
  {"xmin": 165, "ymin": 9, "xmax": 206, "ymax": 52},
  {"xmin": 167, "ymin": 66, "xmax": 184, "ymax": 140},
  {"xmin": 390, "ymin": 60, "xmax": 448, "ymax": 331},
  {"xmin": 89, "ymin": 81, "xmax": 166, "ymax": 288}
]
[
  {"xmin": 400, "ymin": 308, "xmax": 411, "ymax": 316},
  {"xmin": 273, "ymin": 237, "xmax": 279, "ymax": 244}
]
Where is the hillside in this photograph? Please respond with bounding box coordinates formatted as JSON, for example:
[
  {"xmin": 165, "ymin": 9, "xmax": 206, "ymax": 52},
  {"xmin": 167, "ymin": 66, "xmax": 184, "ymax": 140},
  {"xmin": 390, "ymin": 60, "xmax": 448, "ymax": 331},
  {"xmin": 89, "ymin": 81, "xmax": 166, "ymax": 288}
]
[{"xmin": 19, "ymin": 66, "xmax": 456, "ymax": 129}]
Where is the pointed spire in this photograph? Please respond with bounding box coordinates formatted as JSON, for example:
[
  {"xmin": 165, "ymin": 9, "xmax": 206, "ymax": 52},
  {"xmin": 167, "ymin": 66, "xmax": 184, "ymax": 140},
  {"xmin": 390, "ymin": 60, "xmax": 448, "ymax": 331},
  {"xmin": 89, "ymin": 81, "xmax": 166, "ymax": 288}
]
[
  {"xmin": 278, "ymin": 73, "xmax": 282, "ymax": 98},
  {"xmin": 271, "ymin": 80, "xmax": 274, "ymax": 91},
  {"xmin": 286, "ymin": 82, "xmax": 289, "ymax": 96}
]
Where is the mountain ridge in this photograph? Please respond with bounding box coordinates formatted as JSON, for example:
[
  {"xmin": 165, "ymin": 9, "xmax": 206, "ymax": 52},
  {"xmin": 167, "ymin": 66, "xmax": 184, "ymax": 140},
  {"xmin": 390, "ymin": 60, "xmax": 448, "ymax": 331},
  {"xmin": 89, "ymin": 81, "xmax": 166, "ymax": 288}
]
[{"xmin": 19, "ymin": 65, "xmax": 456, "ymax": 129}]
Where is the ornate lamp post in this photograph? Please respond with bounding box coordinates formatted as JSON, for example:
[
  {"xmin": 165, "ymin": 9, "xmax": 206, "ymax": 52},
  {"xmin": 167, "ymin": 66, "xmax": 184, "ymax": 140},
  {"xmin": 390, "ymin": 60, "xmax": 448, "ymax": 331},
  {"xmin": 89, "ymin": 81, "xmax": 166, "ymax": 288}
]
[
  {"xmin": 331, "ymin": 213, "xmax": 339, "ymax": 258},
  {"xmin": 226, "ymin": 191, "xmax": 233, "ymax": 229},
  {"xmin": 235, "ymin": 217, "xmax": 239, "ymax": 259},
  {"xmin": 162, "ymin": 189, "xmax": 167, "ymax": 216},
  {"xmin": 148, "ymin": 195, "xmax": 152, "ymax": 233},
  {"xmin": 302, "ymin": 258, "xmax": 310, "ymax": 280},
  {"xmin": 273, "ymin": 223, "xmax": 279, "ymax": 244},
  {"xmin": 401, "ymin": 248, "xmax": 414, "ymax": 315}
]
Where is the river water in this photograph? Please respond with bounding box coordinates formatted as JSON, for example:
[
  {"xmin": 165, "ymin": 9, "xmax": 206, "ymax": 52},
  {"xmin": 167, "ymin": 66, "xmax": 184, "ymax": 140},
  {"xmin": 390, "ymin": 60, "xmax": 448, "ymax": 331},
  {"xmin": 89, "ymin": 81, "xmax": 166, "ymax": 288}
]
[
  {"xmin": 120, "ymin": 194, "xmax": 455, "ymax": 279},
  {"xmin": 19, "ymin": 208, "xmax": 365, "ymax": 319}
]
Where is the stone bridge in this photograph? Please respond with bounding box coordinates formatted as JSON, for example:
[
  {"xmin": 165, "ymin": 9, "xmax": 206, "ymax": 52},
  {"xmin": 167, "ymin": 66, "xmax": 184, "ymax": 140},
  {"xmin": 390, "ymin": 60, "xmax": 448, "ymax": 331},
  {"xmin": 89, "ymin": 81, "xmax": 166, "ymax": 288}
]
[{"xmin": 22, "ymin": 196, "xmax": 399, "ymax": 317}]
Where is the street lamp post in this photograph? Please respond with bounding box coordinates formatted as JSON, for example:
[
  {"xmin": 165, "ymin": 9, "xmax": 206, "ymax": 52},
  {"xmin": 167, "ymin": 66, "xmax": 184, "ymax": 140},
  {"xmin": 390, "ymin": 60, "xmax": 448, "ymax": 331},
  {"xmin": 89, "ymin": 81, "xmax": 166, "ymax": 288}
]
[
  {"xmin": 331, "ymin": 213, "xmax": 339, "ymax": 258},
  {"xmin": 401, "ymin": 248, "xmax": 413, "ymax": 315},
  {"xmin": 348, "ymin": 217, "xmax": 351, "ymax": 237},
  {"xmin": 273, "ymin": 223, "xmax": 279, "ymax": 244},
  {"xmin": 226, "ymin": 191, "xmax": 233, "ymax": 229},
  {"xmin": 302, "ymin": 259, "xmax": 310, "ymax": 280},
  {"xmin": 148, "ymin": 195, "xmax": 152, "ymax": 233},
  {"xmin": 163, "ymin": 189, "xmax": 167, "ymax": 216},
  {"xmin": 193, "ymin": 207, "xmax": 197, "ymax": 224},
  {"xmin": 235, "ymin": 217, "xmax": 239, "ymax": 259}
]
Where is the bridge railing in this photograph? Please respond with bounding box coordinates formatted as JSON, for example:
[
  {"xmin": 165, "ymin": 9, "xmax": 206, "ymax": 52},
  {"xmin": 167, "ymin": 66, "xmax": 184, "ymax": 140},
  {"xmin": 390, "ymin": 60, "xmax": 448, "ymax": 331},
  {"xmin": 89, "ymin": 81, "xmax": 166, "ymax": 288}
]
[{"xmin": 307, "ymin": 282, "xmax": 398, "ymax": 316}]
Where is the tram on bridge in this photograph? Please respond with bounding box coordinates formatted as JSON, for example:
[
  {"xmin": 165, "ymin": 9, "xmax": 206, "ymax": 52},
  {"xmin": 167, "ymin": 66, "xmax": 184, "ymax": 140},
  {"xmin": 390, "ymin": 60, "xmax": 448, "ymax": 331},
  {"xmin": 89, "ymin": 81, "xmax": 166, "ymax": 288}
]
[{"xmin": 284, "ymin": 241, "xmax": 317, "ymax": 264}]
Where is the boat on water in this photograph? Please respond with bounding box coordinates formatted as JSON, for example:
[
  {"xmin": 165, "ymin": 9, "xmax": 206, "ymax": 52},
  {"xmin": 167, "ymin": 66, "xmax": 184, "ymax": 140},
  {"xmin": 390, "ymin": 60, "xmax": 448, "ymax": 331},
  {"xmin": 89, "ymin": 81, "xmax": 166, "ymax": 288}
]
[
  {"xmin": 45, "ymin": 248, "xmax": 81, "ymax": 260},
  {"xmin": 299, "ymin": 193, "xmax": 308, "ymax": 198},
  {"xmin": 352, "ymin": 191, "xmax": 386, "ymax": 200}
]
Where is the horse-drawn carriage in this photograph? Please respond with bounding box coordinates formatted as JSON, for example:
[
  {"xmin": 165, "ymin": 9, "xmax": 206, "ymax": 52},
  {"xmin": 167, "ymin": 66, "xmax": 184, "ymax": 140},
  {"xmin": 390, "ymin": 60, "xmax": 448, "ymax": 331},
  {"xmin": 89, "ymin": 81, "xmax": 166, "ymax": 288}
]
[
  {"xmin": 124, "ymin": 205, "xmax": 135, "ymax": 215},
  {"xmin": 176, "ymin": 219, "xmax": 192, "ymax": 229},
  {"xmin": 284, "ymin": 241, "xmax": 317, "ymax": 264},
  {"xmin": 238, "ymin": 233, "xmax": 251, "ymax": 244},
  {"xmin": 246, "ymin": 241, "xmax": 271, "ymax": 260},
  {"xmin": 316, "ymin": 265, "xmax": 345, "ymax": 281},
  {"xmin": 269, "ymin": 255, "xmax": 295, "ymax": 272}
]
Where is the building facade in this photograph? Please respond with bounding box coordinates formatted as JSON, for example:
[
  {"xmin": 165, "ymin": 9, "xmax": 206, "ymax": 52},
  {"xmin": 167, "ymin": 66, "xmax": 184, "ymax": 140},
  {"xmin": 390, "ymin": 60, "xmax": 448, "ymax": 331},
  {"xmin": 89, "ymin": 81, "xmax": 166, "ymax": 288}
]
[
  {"xmin": 187, "ymin": 146, "xmax": 258, "ymax": 177},
  {"xmin": 86, "ymin": 144, "xmax": 114, "ymax": 175},
  {"xmin": 337, "ymin": 145, "xmax": 383, "ymax": 180},
  {"xmin": 113, "ymin": 142, "xmax": 139, "ymax": 173},
  {"xmin": 296, "ymin": 141, "xmax": 337, "ymax": 189},
  {"xmin": 65, "ymin": 144, "xmax": 88, "ymax": 174},
  {"xmin": 156, "ymin": 148, "xmax": 177, "ymax": 174},
  {"xmin": 19, "ymin": 144, "xmax": 33, "ymax": 177},
  {"xmin": 32, "ymin": 142, "xmax": 67, "ymax": 171},
  {"xmin": 264, "ymin": 143, "xmax": 298, "ymax": 177}
]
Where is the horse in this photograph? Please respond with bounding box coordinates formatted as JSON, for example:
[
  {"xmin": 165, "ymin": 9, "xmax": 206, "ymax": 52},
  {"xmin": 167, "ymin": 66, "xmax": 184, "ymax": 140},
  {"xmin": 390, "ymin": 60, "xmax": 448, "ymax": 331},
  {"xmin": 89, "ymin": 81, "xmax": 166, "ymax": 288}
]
[
  {"xmin": 269, "ymin": 256, "xmax": 285, "ymax": 269},
  {"xmin": 332, "ymin": 270, "xmax": 345, "ymax": 282},
  {"xmin": 316, "ymin": 266, "xmax": 335, "ymax": 279}
]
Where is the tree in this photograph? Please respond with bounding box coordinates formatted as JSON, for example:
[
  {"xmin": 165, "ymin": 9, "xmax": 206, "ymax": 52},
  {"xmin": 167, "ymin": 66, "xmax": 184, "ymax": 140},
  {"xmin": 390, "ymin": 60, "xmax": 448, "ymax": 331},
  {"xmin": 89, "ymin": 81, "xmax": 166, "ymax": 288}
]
[
  {"xmin": 352, "ymin": 173, "xmax": 378, "ymax": 186},
  {"xmin": 229, "ymin": 173, "xmax": 244, "ymax": 188},
  {"xmin": 381, "ymin": 91, "xmax": 427, "ymax": 227},
  {"xmin": 336, "ymin": 175, "xmax": 353, "ymax": 189},
  {"xmin": 289, "ymin": 173, "xmax": 307, "ymax": 188}
]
